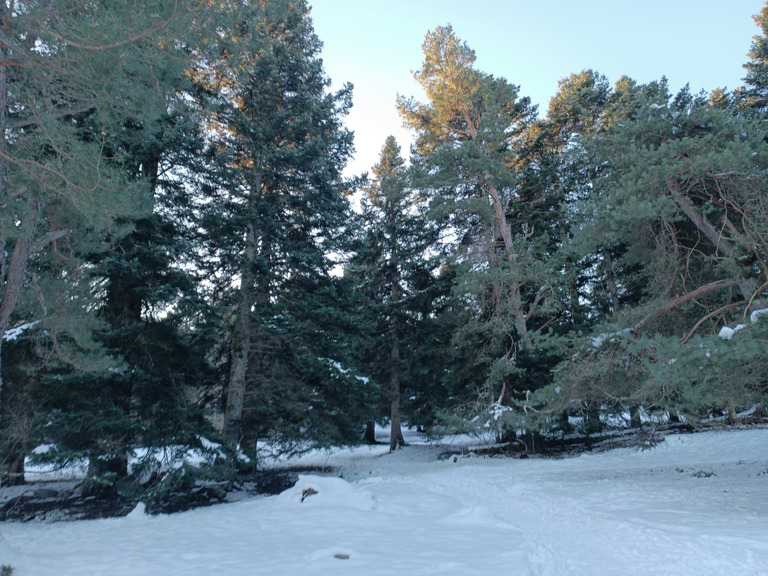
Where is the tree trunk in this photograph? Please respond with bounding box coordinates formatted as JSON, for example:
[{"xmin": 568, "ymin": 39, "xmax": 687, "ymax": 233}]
[
  {"xmin": 603, "ymin": 247, "xmax": 620, "ymax": 314},
  {"xmin": 7, "ymin": 452, "xmax": 26, "ymax": 485},
  {"xmin": 465, "ymin": 114, "xmax": 535, "ymax": 350},
  {"xmin": 363, "ymin": 421, "xmax": 378, "ymax": 444},
  {"xmin": 0, "ymin": 197, "xmax": 41, "ymax": 418},
  {"xmin": 0, "ymin": 44, "xmax": 9, "ymax": 416},
  {"xmin": 562, "ymin": 226, "xmax": 581, "ymax": 326},
  {"xmin": 223, "ymin": 221, "xmax": 256, "ymax": 450},
  {"xmin": 666, "ymin": 178, "xmax": 762, "ymax": 305},
  {"xmin": 224, "ymin": 158, "xmax": 263, "ymax": 451},
  {"xmin": 485, "ymin": 182, "xmax": 532, "ymax": 350},
  {"xmin": 389, "ymin": 310, "xmax": 405, "ymax": 451}
]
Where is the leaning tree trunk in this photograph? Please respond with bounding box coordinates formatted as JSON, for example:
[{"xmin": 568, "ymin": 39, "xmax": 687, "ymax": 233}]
[
  {"xmin": 463, "ymin": 113, "xmax": 536, "ymax": 351},
  {"xmin": 485, "ymin": 182, "xmax": 532, "ymax": 350},
  {"xmin": 666, "ymin": 178, "xmax": 763, "ymax": 306}
]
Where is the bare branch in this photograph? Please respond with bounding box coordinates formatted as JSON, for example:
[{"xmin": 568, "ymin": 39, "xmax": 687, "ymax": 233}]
[
  {"xmin": 525, "ymin": 284, "xmax": 551, "ymax": 322},
  {"xmin": 743, "ymin": 280, "xmax": 768, "ymax": 320},
  {"xmin": 35, "ymin": 0, "xmax": 182, "ymax": 51},
  {"xmin": 31, "ymin": 229, "xmax": 68, "ymax": 253},
  {"xmin": 0, "ymin": 147, "xmax": 101, "ymax": 195},
  {"xmin": 666, "ymin": 177, "xmax": 738, "ymax": 258},
  {"xmin": 633, "ymin": 279, "xmax": 740, "ymax": 334},
  {"xmin": 6, "ymin": 104, "xmax": 95, "ymax": 130},
  {"xmin": 680, "ymin": 300, "xmax": 746, "ymax": 344}
]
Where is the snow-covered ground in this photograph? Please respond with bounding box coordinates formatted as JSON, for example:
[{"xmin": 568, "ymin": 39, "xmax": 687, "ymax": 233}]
[{"xmin": 1, "ymin": 427, "xmax": 767, "ymax": 575}]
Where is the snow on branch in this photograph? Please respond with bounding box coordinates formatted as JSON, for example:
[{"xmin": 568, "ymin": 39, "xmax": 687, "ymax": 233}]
[
  {"xmin": 718, "ymin": 307, "xmax": 768, "ymax": 340},
  {"xmin": 2, "ymin": 321, "xmax": 40, "ymax": 342}
]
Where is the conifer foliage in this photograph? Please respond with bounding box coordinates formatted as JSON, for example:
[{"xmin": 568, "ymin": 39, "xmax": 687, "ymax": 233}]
[
  {"xmin": 196, "ymin": 0, "xmax": 371, "ymax": 453},
  {"xmin": 1, "ymin": 0, "xmax": 767, "ymax": 490},
  {"xmin": 349, "ymin": 136, "xmax": 442, "ymax": 449}
]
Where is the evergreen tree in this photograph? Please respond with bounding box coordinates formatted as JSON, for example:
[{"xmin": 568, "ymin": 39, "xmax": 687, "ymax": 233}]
[
  {"xmin": 349, "ymin": 136, "xmax": 441, "ymax": 450},
  {"xmin": 542, "ymin": 70, "xmax": 644, "ymax": 331},
  {"xmin": 398, "ymin": 25, "xmax": 560, "ymax": 438},
  {"xmin": 535, "ymin": 80, "xmax": 768, "ymax": 428},
  {"xmin": 199, "ymin": 0, "xmax": 373, "ymax": 453},
  {"xmin": 741, "ymin": 1, "xmax": 768, "ymax": 109},
  {"xmin": 0, "ymin": 0, "xmax": 201, "ymax": 481},
  {"xmin": 61, "ymin": 0, "xmax": 228, "ymax": 481}
]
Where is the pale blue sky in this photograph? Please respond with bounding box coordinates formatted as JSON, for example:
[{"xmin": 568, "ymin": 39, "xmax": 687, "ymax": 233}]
[{"xmin": 310, "ymin": 0, "xmax": 764, "ymax": 176}]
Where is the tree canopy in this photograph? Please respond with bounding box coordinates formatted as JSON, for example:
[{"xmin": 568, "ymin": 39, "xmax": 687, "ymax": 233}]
[{"xmin": 1, "ymin": 0, "xmax": 767, "ymax": 493}]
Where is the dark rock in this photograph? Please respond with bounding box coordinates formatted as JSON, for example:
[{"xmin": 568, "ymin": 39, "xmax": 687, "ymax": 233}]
[
  {"xmin": 0, "ymin": 465, "xmax": 329, "ymax": 522},
  {"xmin": 33, "ymin": 488, "xmax": 60, "ymax": 499},
  {"xmin": 253, "ymin": 469, "xmax": 300, "ymax": 495}
]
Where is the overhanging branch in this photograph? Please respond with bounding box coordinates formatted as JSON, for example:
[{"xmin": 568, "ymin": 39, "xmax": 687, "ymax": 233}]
[{"xmin": 633, "ymin": 279, "xmax": 740, "ymax": 334}]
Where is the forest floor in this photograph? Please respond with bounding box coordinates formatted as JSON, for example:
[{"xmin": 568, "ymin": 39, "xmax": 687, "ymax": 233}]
[{"xmin": 1, "ymin": 424, "xmax": 767, "ymax": 575}]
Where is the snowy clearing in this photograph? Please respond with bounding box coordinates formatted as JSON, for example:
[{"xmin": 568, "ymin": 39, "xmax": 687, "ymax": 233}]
[{"xmin": 1, "ymin": 427, "xmax": 767, "ymax": 575}]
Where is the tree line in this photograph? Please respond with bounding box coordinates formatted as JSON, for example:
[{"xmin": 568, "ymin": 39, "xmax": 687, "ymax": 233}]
[{"xmin": 1, "ymin": 0, "xmax": 767, "ymax": 488}]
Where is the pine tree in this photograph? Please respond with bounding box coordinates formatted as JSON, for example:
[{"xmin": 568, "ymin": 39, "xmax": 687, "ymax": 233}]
[
  {"xmin": 537, "ymin": 79, "xmax": 768, "ymax": 427},
  {"xmin": 397, "ymin": 25, "xmax": 561, "ymax": 438},
  {"xmin": 0, "ymin": 0, "xmax": 201, "ymax": 481}
]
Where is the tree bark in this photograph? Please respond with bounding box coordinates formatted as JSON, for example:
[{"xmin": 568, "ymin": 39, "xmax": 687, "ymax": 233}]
[
  {"xmin": 224, "ymin": 157, "xmax": 263, "ymax": 451},
  {"xmin": 389, "ymin": 278, "xmax": 405, "ymax": 451},
  {"xmin": 389, "ymin": 327, "xmax": 405, "ymax": 451},
  {"xmin": 666, "ymin": 178, "xmax": 761, "ymax": 304},
  {"xmin": 0, "ymin": 197, "xmax": 41, "ymax": 416},
  {"xmin": 485, "ymin": 181, "xmax": 532, "ymax": 350},
  {"xmin": 465, "ymin": 110, "xmax": 534, "ymax": 351},
  {"xmin": 223, "ymin": 219, "xmax": 256, "ymax": 451},
  {"xmin": 603, "ymin": 247, "xmax": 620, "ymax": 314}
]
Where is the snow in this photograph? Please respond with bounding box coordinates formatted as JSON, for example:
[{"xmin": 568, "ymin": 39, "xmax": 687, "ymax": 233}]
[
  {"xmin": 322, "ymin": 357, "xmax": 370, "ymax": 383},
  {"xmin": 718, "ymin": 307, "xmax": 768, "ymax": 340},
  {"xmin": 591, "ymin": 327, "xmax": 631, "ymax": 348},
  {"xmin": 23, "ymin": 444, "xmax": 88, "ymax": 482},
  {"xmin": 2, "ymin": 427, "xmax": 768, "ymax": 575},
  {"xmin": 750, "ymin": 307, "xmax": 768, "ymax": 325},
  {"xmin": 718, "ymin": 324, "xmax": 746, "ymax": 340},
  {"xmin": 22, "ymin": 439, "xmax": 232, "ymax": 483},
  {"xmin": 2, "ymin": 322, "xmax": 39, "ymax": 342}
]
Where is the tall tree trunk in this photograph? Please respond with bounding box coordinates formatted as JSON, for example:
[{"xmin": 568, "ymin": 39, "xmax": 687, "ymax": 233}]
[
  {"xmin": 603, "ymin": 247, "xmax": 620, "ymax": 314},
  {"xmin": 224, "ymin": 159, "xmax": 263, "ymax": 451},
  {"xmin": 485, "ymin": 182, "xmax": 532, "ymax": 350},
  {"xmin": 224, "ymin": 220, "xmax": 256, "ymax": 450},
  {"xmin": 0, "ymin": 197, "xmax": 41, "ymax": 415},
  {"xmin": 389, "ymin": 321, "xmax": 405, "ymax": 451},
  {"xmin": 464, "ymin": 117, "xmax": 533, "ymax": 351},
  {"xmin": 562, "ymin": 227, "xmax": 581, "ymax": 327},
  {"xmin": 0, "ymin": 199, "xmax": 39, "ymax": 485},
  {"xmin": 388, "ymin": 264, "xmax": 405, "ymax": 450},
  {"xmin": 0, "ymin": 24, "xmax": 8, "ymax": 417}
]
